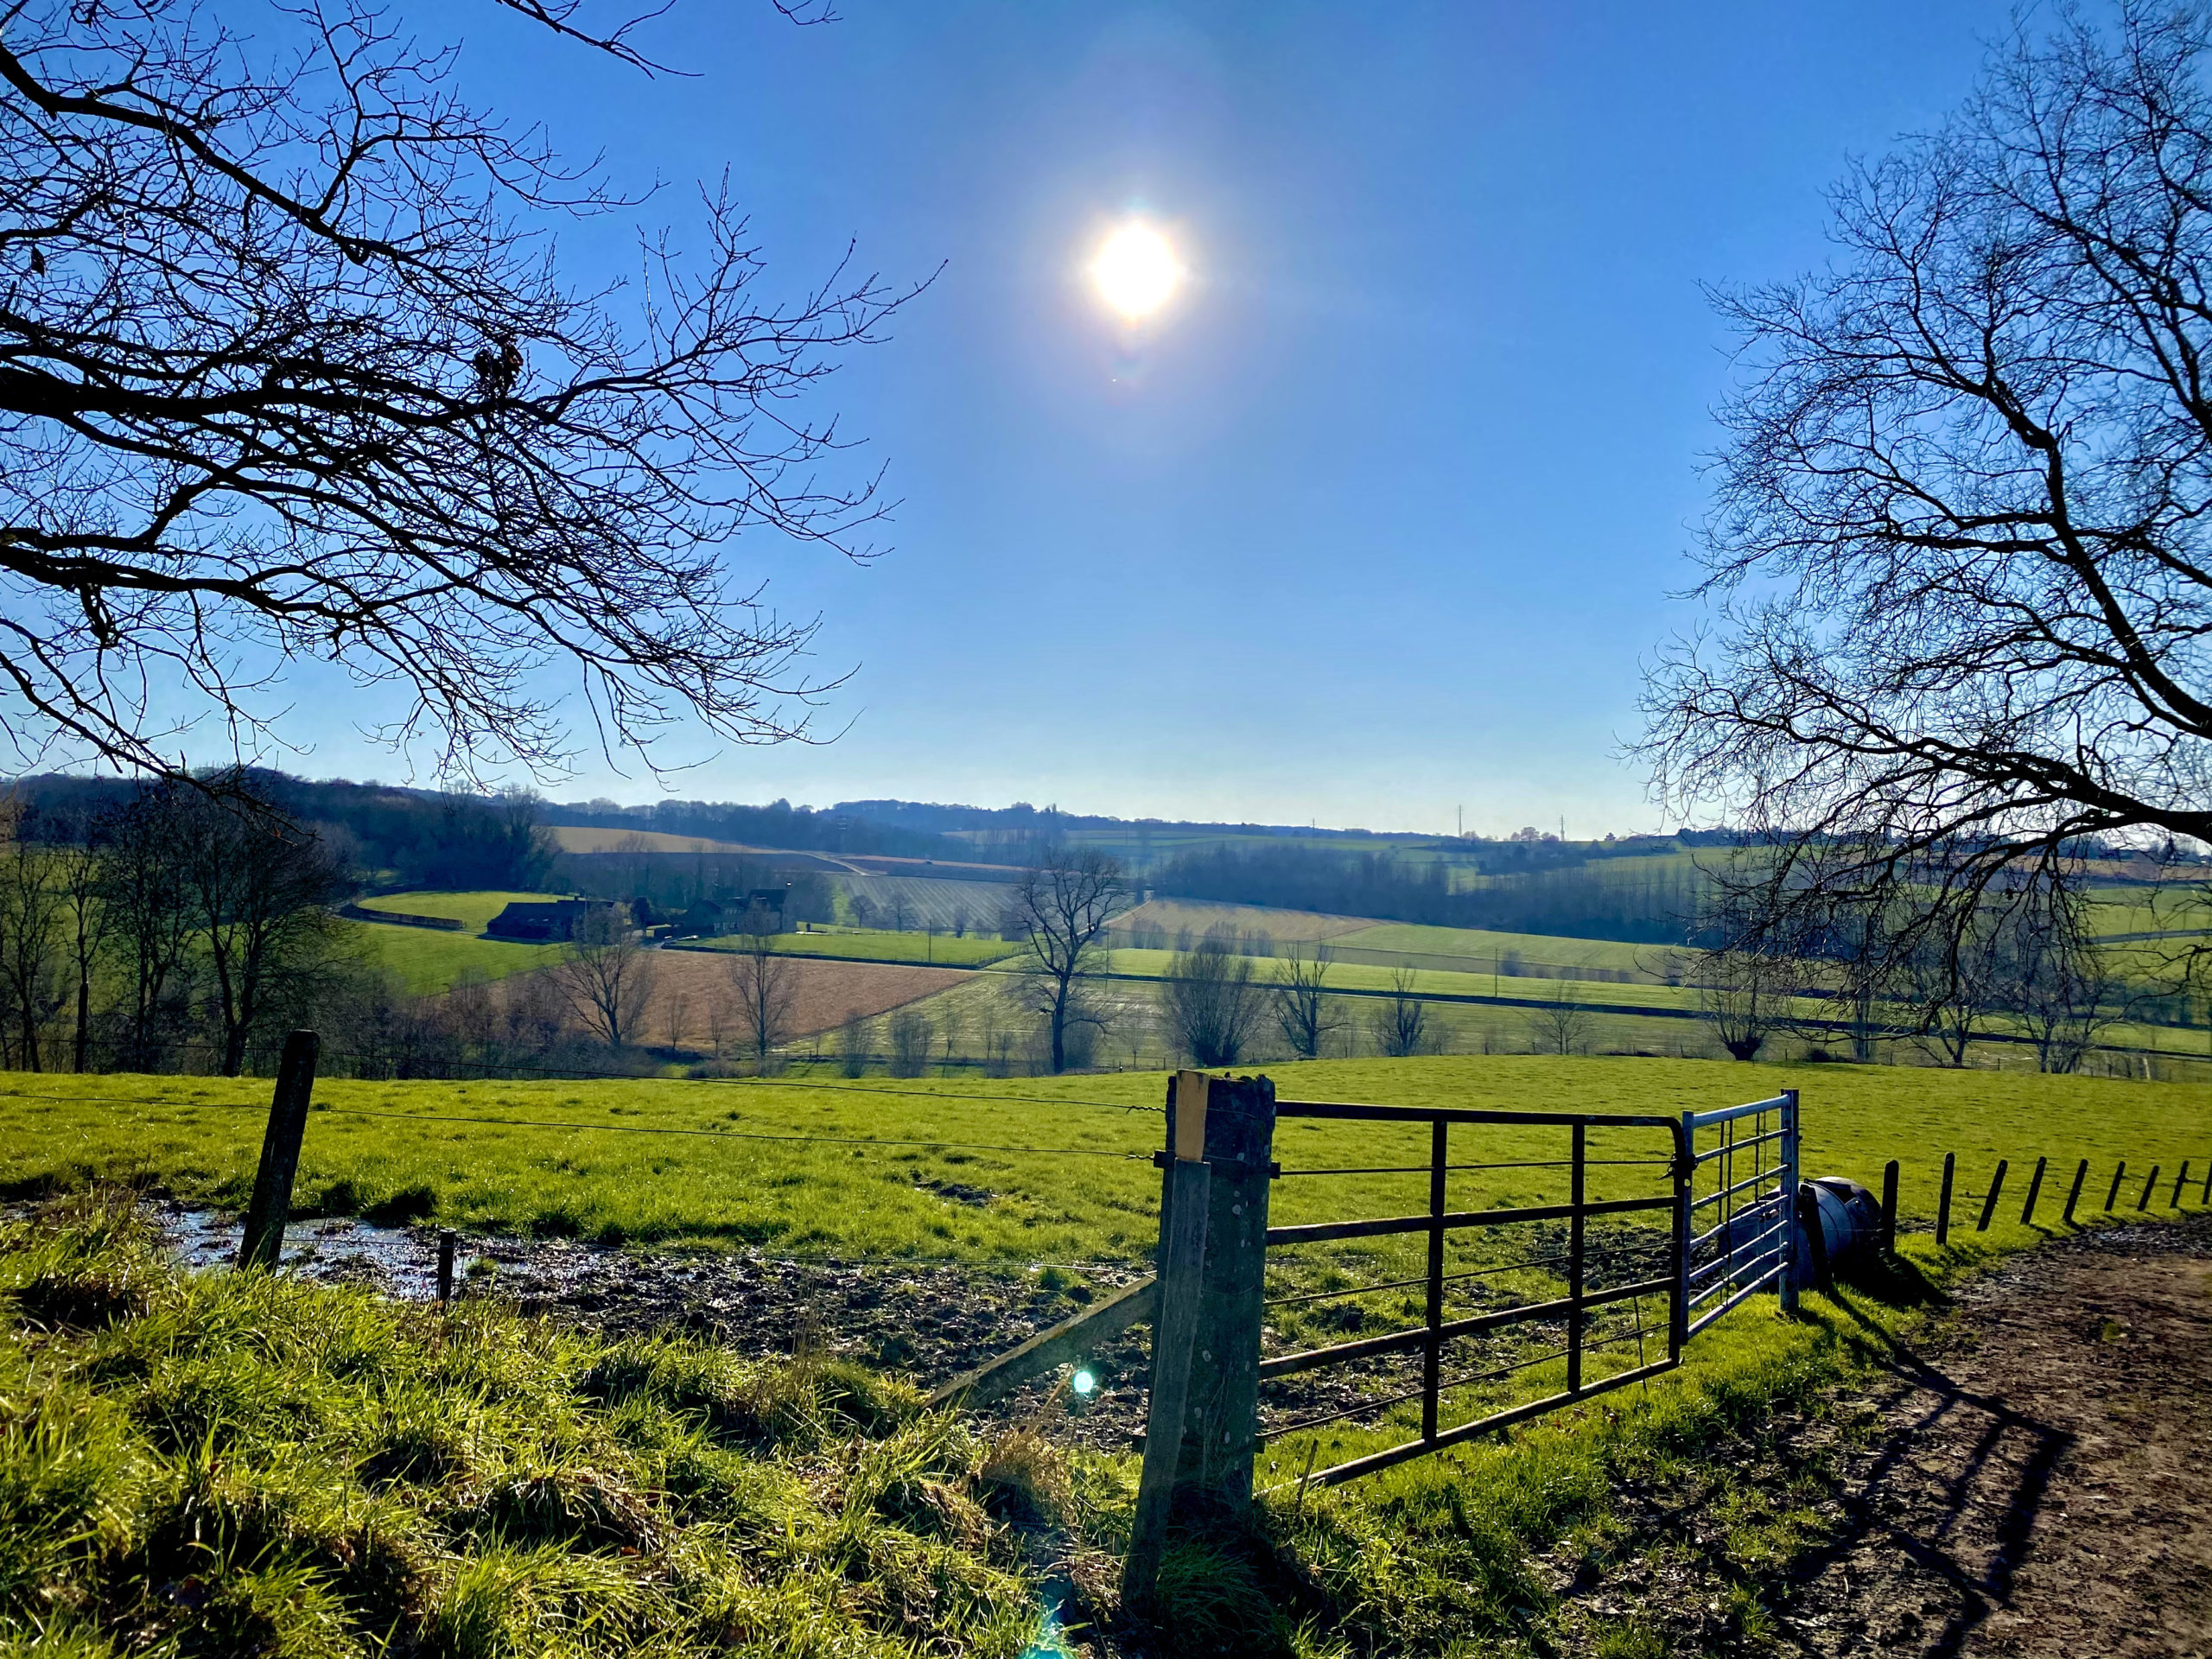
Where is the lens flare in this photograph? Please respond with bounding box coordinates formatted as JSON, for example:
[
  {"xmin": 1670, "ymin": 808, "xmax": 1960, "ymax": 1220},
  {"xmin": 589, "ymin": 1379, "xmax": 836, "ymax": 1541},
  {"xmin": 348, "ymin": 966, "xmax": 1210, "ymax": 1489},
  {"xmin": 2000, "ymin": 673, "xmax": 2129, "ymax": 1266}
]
[
  {"xmin": 1090, "ymin": 224, "xmax": 1180, "ymax": 319},
  {"xmin": 1071, "ymin": 1369, "xmax": 1096, "ymax": 1396}
]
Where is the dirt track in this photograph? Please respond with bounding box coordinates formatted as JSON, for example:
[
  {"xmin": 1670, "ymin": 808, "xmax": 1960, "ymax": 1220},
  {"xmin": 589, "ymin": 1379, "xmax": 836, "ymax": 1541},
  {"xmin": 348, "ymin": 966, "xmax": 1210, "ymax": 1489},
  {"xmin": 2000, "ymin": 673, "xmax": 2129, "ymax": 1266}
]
[{"xmin": 1554, "ymin": 1217, "xmax": 2212, "ymax": 1656}]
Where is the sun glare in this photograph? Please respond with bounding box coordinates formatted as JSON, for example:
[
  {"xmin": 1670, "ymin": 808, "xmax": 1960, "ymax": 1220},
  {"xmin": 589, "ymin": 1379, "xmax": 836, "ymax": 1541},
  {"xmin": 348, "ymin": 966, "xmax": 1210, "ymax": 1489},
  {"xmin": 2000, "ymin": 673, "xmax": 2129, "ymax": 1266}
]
[{"xmin": 1091, "ymin": 223, "xmax": 1181, "ymax": 319}]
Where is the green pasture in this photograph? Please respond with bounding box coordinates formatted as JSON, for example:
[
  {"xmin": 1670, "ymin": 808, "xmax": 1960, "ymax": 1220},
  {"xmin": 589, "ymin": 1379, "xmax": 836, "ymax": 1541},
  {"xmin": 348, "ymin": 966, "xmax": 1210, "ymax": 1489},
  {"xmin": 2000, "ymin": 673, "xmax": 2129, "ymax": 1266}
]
[
  {"xmin": 1327, "ymin": 922, "xmax": 1666, "ymax": 976},
  {"xmin": 349, "ymin": 920, "xmax": 562, "ymax": 995},
  {"xmin": 1100, "ymin": 948, "xmax": 1708, "ymax": 1014},
  {"xmin": 677, "ymin": 926, "xmax": 1020, "ymax": 968},
  {"xmin": 3, "ymin": 1057, "xmax": 2203, "ymax": 1276},
  {"xmin": 359, "ymin": 889, "xmax": 564, "ymax": 932}
]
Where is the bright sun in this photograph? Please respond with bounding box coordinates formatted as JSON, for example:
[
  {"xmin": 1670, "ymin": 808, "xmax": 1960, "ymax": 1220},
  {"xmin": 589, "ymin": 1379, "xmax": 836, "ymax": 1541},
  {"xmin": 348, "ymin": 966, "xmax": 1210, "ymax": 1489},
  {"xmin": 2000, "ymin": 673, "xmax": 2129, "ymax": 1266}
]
[{"xmin": 1091, "ymin": 223, "xmax": 1181, "ymax": 319}]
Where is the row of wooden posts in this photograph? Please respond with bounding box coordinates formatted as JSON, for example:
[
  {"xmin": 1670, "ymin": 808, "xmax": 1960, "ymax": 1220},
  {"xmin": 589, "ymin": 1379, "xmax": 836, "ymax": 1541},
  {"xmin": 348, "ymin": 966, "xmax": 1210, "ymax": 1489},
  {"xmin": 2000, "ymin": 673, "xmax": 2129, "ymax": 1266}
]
[{"xmin": 1878, "ymin": 1150, "xmax": 2210, "ymax": 1249}]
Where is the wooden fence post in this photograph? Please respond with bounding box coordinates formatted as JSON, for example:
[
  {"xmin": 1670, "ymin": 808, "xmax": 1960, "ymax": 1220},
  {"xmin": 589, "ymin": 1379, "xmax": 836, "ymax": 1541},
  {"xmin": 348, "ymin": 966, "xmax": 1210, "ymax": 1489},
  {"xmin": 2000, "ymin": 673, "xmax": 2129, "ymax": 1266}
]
[
  {"xmin": 2172, "ymin": 1161, "xmax": 2190, "ymax": 1209},
  {"xmin": 1124, "ymin": 1073, "xmax": 1213, "ymax": 1610},
  {"xmin": 1879, "ymin": 1160, "xmax": 1899, "ymax": 1257},
  {"xmin": 1936, "ymin": 1153, "xmax": 1955, "ymax": 1247},
  {"xmin": 2106, "ymin": 1160, "xmax": 2127, "ymax": 1211},
  {"xmin": 1976, "ymin": 1160, "xmax": 2008, "ymax": 1232},
  {"xmin": 2139, "ymin": 1166, "xmax": 2159, "ymax": 1211},
  {"xmin": 2201, "ymin": 1160, "xmax": 2211, "ymax": 1205},
  {"xmin": 237, "ymin": 1030, "xmax": 320, "ymax": 1271},
  {"xmin": 1123, "ymin": 1070, "xmax": 1276, "ymax": 1606},
  {"xmin": 2020, "ymin": 1156, "xmax": 2047, "ymax": 1227},
  {"xmin": 437, "ymin": 1230, "xmax": 457, "ymax": 1303},
  {"xmin": 1177, "ymin": 1071, "xmax": 1275, "ymax": 1515},
  {"xmin": 2063, "ymin": 1159, "xmax": 2088, "ymax": 1227}
]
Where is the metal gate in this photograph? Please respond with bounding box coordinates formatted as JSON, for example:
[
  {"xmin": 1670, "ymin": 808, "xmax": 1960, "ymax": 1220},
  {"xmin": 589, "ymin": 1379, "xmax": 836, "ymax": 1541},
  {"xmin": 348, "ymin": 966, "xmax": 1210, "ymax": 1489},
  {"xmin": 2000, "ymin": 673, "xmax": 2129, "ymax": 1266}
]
[
  {"xmin": 1255, "ymin": 1097, "xmax": 1690, "ymax": 1488},
  {"xmin": 1678, "ymin": 1090, "xmax": 1801, "ymax": 1338}
]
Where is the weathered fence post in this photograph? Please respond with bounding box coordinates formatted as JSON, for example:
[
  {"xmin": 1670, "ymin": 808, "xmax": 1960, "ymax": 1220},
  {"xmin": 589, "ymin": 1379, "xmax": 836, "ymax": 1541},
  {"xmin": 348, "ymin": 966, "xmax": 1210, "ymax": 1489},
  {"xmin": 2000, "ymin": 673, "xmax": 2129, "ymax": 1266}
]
[
  {"xmin": 2063, "ymin": 1159, "xmax": 2088, "ymax": 1227},
  {"xmin": 2139, "ymin": 1166, "xmax": 2159, "ymax": 1211},
  {"xmin": 1124, "ymin": 1068, "xmax": 1276, "ymax": 1610},
  {"xmin": 2172, "ymin": 1161, "xmax": 2190, "ymax": 1209},
  {"xmin": 2106, "ymin": 1160, "xmax": 2127, "ymax": 1211},
  {"xmin": 237, "ymin": 1030, "xmax": 320, "ymax": 1271},
  {"xmin": 1777, "ymin": 1090, "xmax": 1801, "ymax": 1314},
  {"xmin": 437, "ymin": 1230, "xmax": 457, "ymax": 1303},
  {"xmin": 2020, "ymin": 1156, "xmax": 2047, "ymax": 1227},
  {"xmin": 2201, "ymin": 1160, "xmax": 2211, "ymax": 1205},
  {"xmin": 1879, "ymin": 1160, "xmax": 1899, "ymax": 1257},
  {"xmin": 1936, "ymin": 1152, "xmax": 1955, "ymax": 1247},
  {"xmin": 1976, "ymin": 1160, "xmax": 2008, "ymax": 1232},
  {"xmin": 1124, "ymin": 1072, "xmax": 1213, "ymax": 1610}
]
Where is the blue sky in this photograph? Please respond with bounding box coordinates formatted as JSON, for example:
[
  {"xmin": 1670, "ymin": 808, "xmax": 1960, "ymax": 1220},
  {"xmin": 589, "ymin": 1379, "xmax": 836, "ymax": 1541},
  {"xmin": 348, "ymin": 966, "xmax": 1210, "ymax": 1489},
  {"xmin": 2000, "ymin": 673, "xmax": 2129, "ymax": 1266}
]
[{"xmin": 283, "ymin": 0, "xmax": 2014, "ymax": 833}]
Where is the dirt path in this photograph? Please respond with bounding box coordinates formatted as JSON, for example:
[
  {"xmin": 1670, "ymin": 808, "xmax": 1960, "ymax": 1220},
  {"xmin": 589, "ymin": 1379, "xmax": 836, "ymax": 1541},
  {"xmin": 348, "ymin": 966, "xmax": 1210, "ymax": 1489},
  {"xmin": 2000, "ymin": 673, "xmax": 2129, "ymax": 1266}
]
[{"xmin": 1559, "ymin": 1217, "xmax": 2212, "ymax": 1656}]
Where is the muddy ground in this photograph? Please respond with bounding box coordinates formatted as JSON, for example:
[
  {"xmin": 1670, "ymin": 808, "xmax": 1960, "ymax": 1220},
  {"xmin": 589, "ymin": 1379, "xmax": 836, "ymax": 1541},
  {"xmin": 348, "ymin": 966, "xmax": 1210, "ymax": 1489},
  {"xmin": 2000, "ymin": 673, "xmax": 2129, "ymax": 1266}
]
[{"xmin": 1548, "ymin": 1215, "xmax": 2212, "ymax": 1656}]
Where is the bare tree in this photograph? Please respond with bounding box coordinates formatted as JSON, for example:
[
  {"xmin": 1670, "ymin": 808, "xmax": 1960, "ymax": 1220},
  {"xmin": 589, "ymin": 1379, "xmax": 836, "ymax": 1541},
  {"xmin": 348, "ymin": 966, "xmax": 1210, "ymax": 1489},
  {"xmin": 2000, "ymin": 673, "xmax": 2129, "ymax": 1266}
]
[
  {"xmin": 1274, "ymin": 941, "xmax": 1340, "ymax": 1060},
  {"xmin": 1994, "ymin": 880, "xmax": 2122, "ymax": 1073},
  {"xmin": 1695, "ymin": 945, "xmax": 1781, "ymax": 1063},
  {"xmin": 550, "ymin": 905, "xmax": 657, "ymax": 1050},
  {"xmin": 1523, "ymin": 997, "xmax": 1592, "ymax": 1058},
  {"xmin": 175, "ymin": 789, "xmax": 352, "ymax": 1076},
  {"xmin": 94, "ymin": 786, "xmax": 195, "ymax": 1071},
  {"xmin": 1007, "ymin": 848, "xmax": 1129, "ymax": 1073},
  {"xmin": 0, "ymin": 2, "xmax": 912, "ymax": 785},
  {"xmin": 1370, "ymin": 966, "xmax": 1432, "ymax": 1058},
  {"xmin": 837, "ymin": 1010, "xmax": 870, "ymax": 1077},
  {"xmin": 887, "ymin": 1008, "xmax": 931, "ymax": 1077},
  {"xmin": 47, "ymin": 811, "xmax": 111, "ymax": 1072},
  {"xmin": 1640, "ymin": 10, "xmax": 2212, "ymax": 998},
  {"xmin": 1166, "ymin": 931, "xmax": 1264, "ymax": 1067},
  {"xmin": 0, "ymin": 806, "xmax": 64, "ymax": 1070},
  {"xmin": 726, "ymin": 932, "xmax": 798, "ymax": 1065}
]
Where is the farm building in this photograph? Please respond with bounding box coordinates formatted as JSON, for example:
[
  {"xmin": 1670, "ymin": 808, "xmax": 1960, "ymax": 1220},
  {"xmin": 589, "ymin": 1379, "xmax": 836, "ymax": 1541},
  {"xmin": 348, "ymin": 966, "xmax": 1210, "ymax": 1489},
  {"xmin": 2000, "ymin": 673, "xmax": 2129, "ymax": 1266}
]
[{"xmin": 485, "ymin": 897, "xmax": 620, "ymax": 942}]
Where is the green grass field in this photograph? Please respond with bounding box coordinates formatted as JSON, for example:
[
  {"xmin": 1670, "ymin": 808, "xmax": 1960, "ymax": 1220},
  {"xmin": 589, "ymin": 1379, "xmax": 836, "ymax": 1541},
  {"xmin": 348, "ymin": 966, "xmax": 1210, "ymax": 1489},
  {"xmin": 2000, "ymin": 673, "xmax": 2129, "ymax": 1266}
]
[
  {"xmin": 359, "ymin": 890, "xmax": 565, "ymax": 932},
  {"xmin": 1327, "ymin": 922, "xmax": 1664, "ymax": 976},
  {"xmin": 352, "ymin": 922, "xmax": 563, "ymax": 995},
  {"xmin": 679, "ymin": 926, "xmax": 1020, "ymax": 968},
  {"xmin": 3, "ymin": 1057, "xmax": 2203, "ymax": 1268}
]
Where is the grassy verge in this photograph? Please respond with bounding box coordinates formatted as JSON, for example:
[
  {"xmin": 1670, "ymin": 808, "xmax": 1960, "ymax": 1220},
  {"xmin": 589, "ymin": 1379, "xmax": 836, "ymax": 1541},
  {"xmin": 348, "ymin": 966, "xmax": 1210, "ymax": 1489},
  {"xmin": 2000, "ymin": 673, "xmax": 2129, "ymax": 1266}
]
[
  {"xmin": 0, "ymin": 1192, "xmax": 1084, "ymax": 1659},
  {"xmin": 0, "ymin": 1192, "xmax": 2119, "ymax": 1656}
]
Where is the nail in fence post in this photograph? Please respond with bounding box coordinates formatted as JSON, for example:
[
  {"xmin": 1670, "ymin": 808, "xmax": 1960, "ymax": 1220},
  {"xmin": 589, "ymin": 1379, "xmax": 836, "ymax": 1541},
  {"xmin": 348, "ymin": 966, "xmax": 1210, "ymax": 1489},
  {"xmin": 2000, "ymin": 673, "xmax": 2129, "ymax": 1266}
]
[
  {"xmin": 1124, "ymin": 1072, "xmax": 1214, "ymax": 1611},
  {"xmin": 2172, "ymin": 1161, "xmax": 2190, "ymax": 1209},
  {"xmin": 1880, "ymin": 1160, "xmax": 1899, "ymax": 1256},
  {"xmin": 1567, "ymin": 1122, "xmax": 1586, "ymax": 1395},
  {"xmin": 2063, "ymin": 1159, "xmax": 2088, "ymax": 1227},
  {"xmin": 2106, "ymin": 1160, "xmax": 2127, "ymax": 1212},
  {"xmin": 1423, "ymin": 1117, "xmax": 1447, "ymax": 1440},
  {"xmin": 237, "ymin": 1030, "xmax": 320, "ymax": 1272},
  {"xmin": 2139, "ymin": 1166, "xmax": 2159, "ymax": 1211},
  {"xmin": 1936, "ymin": 1153, "xmax": 1955, "ymax": 1247},
  {"xmin": 1778, "ymin": 1090, "xmax": 1801, "ymax": 1314},
  {"xmin": 1976, "ymin": 1160, "xmax": 2008, "ymax": 1232},
  {"xmin": 2020, "ymin": 1157, "xmax": 2047, "ymax": 1227},
  {"xmin": 437, "ymin": 1230, "xmax": 456, "ymax": 1303}
]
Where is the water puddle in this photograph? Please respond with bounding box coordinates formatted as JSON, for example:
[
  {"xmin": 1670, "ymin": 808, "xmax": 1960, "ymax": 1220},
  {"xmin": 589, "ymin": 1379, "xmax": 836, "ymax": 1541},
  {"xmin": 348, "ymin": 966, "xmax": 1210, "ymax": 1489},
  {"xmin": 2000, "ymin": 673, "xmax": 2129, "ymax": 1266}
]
[{"xmin": 156, "ymin": 1204, "xmax": 464, "ymax": 1301}]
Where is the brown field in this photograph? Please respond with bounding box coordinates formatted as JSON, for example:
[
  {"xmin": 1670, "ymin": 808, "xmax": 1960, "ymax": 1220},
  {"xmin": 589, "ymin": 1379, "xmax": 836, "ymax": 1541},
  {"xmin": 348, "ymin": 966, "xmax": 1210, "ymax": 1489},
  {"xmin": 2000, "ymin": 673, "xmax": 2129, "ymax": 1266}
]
[
  {"xmin": 488, "ymin": 950, "xmax": 970, "ymax": 1049},
  {"xmin": 1113, "ymin": 896, "xmax": 1375, "ymax": 942},
  {"xmin": 545, "ymin": 824, "xmax": 769, "ymax": 855}
]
